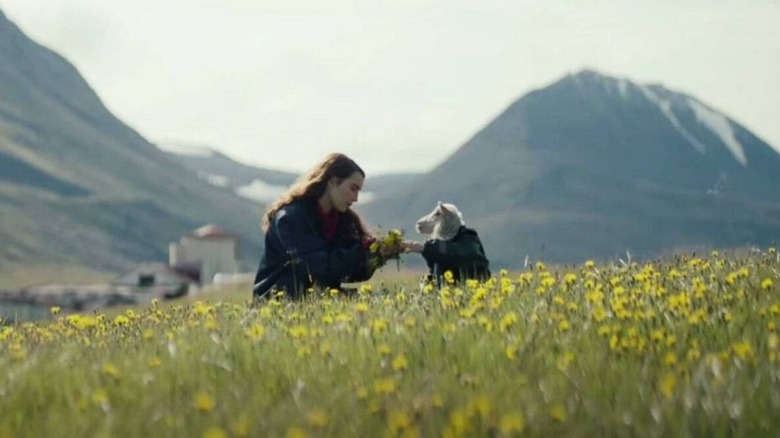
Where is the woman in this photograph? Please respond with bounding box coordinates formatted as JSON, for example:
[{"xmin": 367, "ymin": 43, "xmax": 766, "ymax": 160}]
[{"xmin": 253, "ymin": 153, "xmax": 402, "ymax": 300}]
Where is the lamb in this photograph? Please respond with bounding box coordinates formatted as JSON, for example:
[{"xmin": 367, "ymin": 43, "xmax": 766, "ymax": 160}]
[{"xmin": 413, "ymin": 201, "xmax": 491, "ymax": 285}]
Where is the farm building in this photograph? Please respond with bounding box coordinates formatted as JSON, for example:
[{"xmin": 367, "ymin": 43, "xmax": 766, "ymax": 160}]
[
  {"xmin": 112, "ymin": 263, "xmax": 195, "ymax": 299},
  {"xmin": 169, "ymin": 224, "xmax": 240, "ymax": 285}
]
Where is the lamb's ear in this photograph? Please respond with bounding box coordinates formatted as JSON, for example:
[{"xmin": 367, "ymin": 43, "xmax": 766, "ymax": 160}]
[
  {"xmin": 436, "ymin": 201, "xmax": 444, "ymax": 211},
  {"xmin": 439, "ymin": 202, "xmax": 450, "ymax": 213}
]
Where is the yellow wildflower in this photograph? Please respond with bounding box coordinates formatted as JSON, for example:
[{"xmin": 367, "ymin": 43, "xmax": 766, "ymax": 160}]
[
  {"xmin": 732, "ymin": 341, "xmax": 755, "ymax": 362},
  {"xmin": 587, "ymin": 307, "xmax": 605, "ymax": 322},
  {"xmin": 195, "ymin": 391, "xmax": 215, "ymax": 412},
  {"xmin": 373, "ymin": 377, "xmax": 397, "ymax": 395},
  {"xmin": 505, "ymin": 344, "xmax": 518, "ymax": 360},
  {"xmin": 387, "ymin": 410, "xmax": 411, "ymax": 433},
  {"xmin": 307, "ymin": 409, "xmax": 329, "ymax": 428},
  {"xmin": 650, "ymin": 329, "xmax": 664, "ymax": 342},
  {"xmin": 556, "ymin": 352, "xmax": 575, "ymax": 371},
  {"xmin": 286, "ymin": 427, "xmax": 307, "ymax": 438},
  {"xmin": 550, "ymin": 403, "xmax": 567, "ymax": 422},
  {"xmin": 203, "ymin": 427, "xmax": 227, "ymax": 438},
  {"xmin": 658, "ymin": 372, "xmax": 676, "ymax": 398},
  {"xmin": 91, "ymin": 388, "xmax": 108, "ymax": 406},
  {"xmin": 233, "ymin": 415, "xmax": 249, "ymax": 437},
  {"xmin": 113, "ymin": 315, "xmax": 130, "ymax": 326},
  {"xmin": 498, "ymin": 412, "xmax": 525, "ymax": 435},
  {"xmin": 499, "ymin": 312, "xmax": 518, "ymax": 332},
  {"xmin": 377, "ymin": 344, "xmax": 392, "ymax": 357},
  {"xmin": 392, "ymin": 354, "xmax": 408, "ymax": 371},
  {"xmin": 244, "ymin": 324, "xmax": 266, "ymax": 340},
  {"xmin": 448, "ymin": 408, "xmax": 468, "ymax": 435},
  {"xmin": 288, "ymin": 325, "xmax": 309, "ymax": 339},
  {"xmin": 101, "ymin": 363, "xmax": 121, "ymax": 380},
  {"xmin": 372, "ymin": 318, "xmax": 388, "ymax": 333}
]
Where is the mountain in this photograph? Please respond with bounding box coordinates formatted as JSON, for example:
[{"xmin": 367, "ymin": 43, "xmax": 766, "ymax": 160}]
[
  {"xmin": 363, "ymin": 70, "xmax": 780, "ymax": 267},
  {"xmin": 362, "ymin": 173, "xmax": 422, "ymax": 206},
  {"xmin": 161, "ymin": 144, "xmax": 299, "ymax": 204},
  {"xmin": 0, "ymin": 9, "xmax": 264, "ymax": 284},
  {"xmin": 163, "ymin": 143, "xmax": 423, "ymax": 207}
]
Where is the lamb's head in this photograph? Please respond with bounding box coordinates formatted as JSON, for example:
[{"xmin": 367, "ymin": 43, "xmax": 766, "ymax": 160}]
[{"xmin": 415, "ymin": 201, "xmax": 465, "ymax": 240}]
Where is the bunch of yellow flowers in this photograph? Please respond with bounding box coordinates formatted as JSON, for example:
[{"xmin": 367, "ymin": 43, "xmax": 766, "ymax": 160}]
[{"xmin": 368, "ymin": 229, "xmax": 405, "ymax": 269}]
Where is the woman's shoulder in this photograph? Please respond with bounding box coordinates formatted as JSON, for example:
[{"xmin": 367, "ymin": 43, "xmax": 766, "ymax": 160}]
[{"xmin": 275, "ymin": 199, "xmax": 315, "ymax": 221}]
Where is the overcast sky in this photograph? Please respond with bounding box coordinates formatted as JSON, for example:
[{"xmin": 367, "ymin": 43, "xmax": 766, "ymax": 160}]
[{"xmin": 1, "ymin": 0, "xmax": 778, "ymax": 175}]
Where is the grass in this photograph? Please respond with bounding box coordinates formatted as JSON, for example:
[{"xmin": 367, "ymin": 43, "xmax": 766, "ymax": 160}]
[
  {"xmin": 1, "ymin": 249, "xmax": 779, "ymax": 437},
  {"xmin": 0, "ymin": 262, "xmax": 116, "ymax": 289}
]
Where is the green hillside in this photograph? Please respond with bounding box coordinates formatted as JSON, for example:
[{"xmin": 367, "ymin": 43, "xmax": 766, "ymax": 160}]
[{"xmin": 0, "ymin": 9, "xmax": 263, "ymax": 284}]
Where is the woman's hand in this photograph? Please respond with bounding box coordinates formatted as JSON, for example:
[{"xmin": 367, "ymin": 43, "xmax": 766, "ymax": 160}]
[
  {"xmin": 380, "ymin": 243, "xmax": 405, "ymax": 257},
  {"xmin": 402, "ymin": 240, "xmax": 424, "ymax": 253}
]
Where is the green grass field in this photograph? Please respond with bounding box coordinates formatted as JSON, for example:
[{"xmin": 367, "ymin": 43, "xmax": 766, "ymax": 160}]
[{"xmin": 2, "ymin": 250, "xmax": 779, "ymax": 437}]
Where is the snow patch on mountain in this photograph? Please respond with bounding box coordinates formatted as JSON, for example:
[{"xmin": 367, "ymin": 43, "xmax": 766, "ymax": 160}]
[
  {"xmin": 157, "ymin": 142, "xmax": 215, "ymax": 158},
  {"xmin": 197, "ymin": 171, "xmax": 229, "ymax": 187},
  {"xmin": 355, "ymin": 191, "xmax": 376, "ymax": 205},
  {"xmin": 639, "ymin": 86, "xmax": 707, "ymax": 154},
  {"xmin": 236, "ymin": 179, "xmax": 289, "ymax": 203},
  {"xmin": 687, "ymin": 99, "xmax": 747, "ymax": 166},
  {"xmin": 617, "ymin": 79, "xmax": 630, "ymax": 98}
]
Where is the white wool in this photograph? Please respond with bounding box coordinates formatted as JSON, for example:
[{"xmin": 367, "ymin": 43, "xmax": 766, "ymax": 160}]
[{"xmin": 415, "ymin": 202, "xmax": 465, "ymax": 241}]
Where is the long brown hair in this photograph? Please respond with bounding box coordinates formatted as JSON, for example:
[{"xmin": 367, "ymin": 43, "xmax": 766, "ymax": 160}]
[{"xmin": 262, "ymin": 153, "xmax": 373, "ymax": 239}]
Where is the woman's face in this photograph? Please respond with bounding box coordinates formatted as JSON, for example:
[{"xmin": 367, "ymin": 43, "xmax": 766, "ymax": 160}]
[{"xmin": 325, "ymin": 171, "xmax": 364, "ymax": 213}]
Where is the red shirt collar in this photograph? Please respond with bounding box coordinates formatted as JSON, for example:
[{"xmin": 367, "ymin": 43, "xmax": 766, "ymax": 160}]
[
  {"xmin": 315, "ymin": 203, "xmax": 337, "ymax": 219},
  {"xmin": 315, "ymin": 203, "xmax": 339, "ymax": 242}
]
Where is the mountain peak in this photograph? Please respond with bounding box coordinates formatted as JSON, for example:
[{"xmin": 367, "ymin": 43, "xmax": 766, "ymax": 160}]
[
  {"xmin": 571, "ymin": 68, "xmax": 610, "ymax": 80},
  {"xmin": 550, "ymin": 69, "xmax": 753, "ymax": 166},
  {"xmin": 562, "ymin": 69, "xmax": 638, "ymax": 97}
]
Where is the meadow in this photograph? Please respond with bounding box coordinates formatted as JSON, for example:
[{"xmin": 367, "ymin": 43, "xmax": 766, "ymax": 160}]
[{"xmin": 1, "ymin": 249, "xmax": 779, "ymax": 437}]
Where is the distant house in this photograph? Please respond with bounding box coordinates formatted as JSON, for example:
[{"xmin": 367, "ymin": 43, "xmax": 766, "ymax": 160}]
[
  {"xmin": 112, "ymin": 263, "xmax": 195, "ymax": 299},
  {"xmin": 169, "ymin": 224, "xmax": 240, "ymax": 285},
  {"xmin": 0, "ymin": 263, "xmax": 199, "ymax": 313},
  {"xmin": 5, "ymin": 283, "xmax": 136, "ymax": 311}
]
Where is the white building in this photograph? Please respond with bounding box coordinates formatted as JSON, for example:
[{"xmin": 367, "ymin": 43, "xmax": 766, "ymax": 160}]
[{"xmin": 169, "ymin": 225, "xmax": 240, "ymax": 285}]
